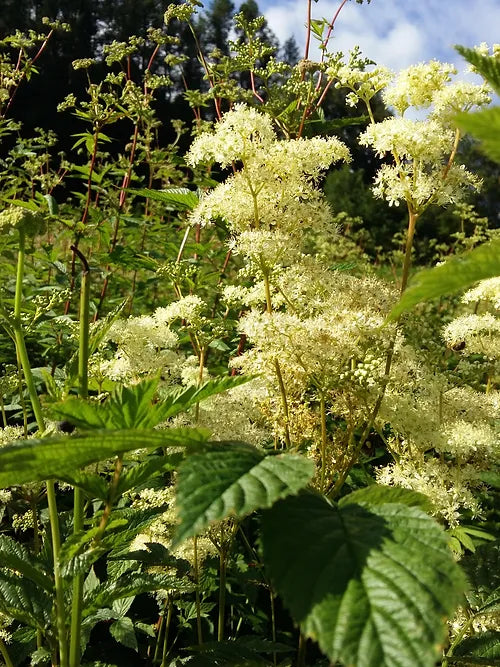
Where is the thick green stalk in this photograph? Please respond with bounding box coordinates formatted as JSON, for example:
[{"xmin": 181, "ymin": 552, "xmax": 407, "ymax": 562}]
[
  {"xmin": 159, "ymin": 597, "xmax": 173, "ymax": 667},
  {"xmin": 193, "ymin": 536, "xmax": 203, "ymax": 645},
  {"xmin": 69, "ymin": 247, "xmax": 90, "ymax": 667},
  {"xmin": 217, "ymin": 542, "xmax": 227, "ymax": 641},
  {"xmin": 13, "ymin": 231, "xmax": 68, "ymax": 667},
  {"xmin": 0, "ymin": 636, "xmax": 14, "ymax": 667},
  {"xmin": 319, "ymin": 391, "xmax": 327, "ymax": 492}
]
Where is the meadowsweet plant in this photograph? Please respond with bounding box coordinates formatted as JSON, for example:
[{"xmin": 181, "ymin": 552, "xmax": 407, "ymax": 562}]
[{"xmin": 0, "ymin": 5, "xmax": 498, "ymax": 667}]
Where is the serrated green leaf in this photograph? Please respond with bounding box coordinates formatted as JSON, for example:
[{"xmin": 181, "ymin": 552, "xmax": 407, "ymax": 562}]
[
  {"xmin": 128, "ymin": 187, "xmax": 199, "ymax": 210},
  {"xmin": 110, "ymin": 616, "xmax": 138, "ymax": 651},
  {"xmin": 262, "ymin": 491, "xmax": 465, "ymax": 667},
  {"xmin": 112, "ymin": 596, "xmax": 134, "ymax": 619},
  {"xmin": 58, "ymin": 470, "xmax": 109, "ymax": 500},
  {"xmin": 83, "ymin": 567, "xmax": 100, "ymax": 595},
  {"xmin": 115, "ymin": 453, "xmax": 183, "ymax": 497},
  {"xmin": 0, "ymin": 427, "xmax": 210, "ymax": 488},
  {"xmin": 0, "ymin": 535, "xmax": 53, "ymax": 592},
  {"xmin": 455, "ymin": 107, "xmax": 500, "ymax": 162},
  {"xmin": 339, "ymin": 484, "xmax": 433, "ymax": 513},
  {"xmin": 456, "ymin": 45, "xmax": 500, "ymax": 94},
  {"xmin": 51, "ymin": 375, "xmax": 249, "ymax": 432},
  {"xmin": 387, "ymin": 239, "xmax": 500, "ymax": 321},
  {"xmin": 155, "ymin": 375, "xmax": 252, "ymax": 423},
  {"xmin": 50, "ymin": 377, "xmax": 160, "ymax": 430},
  {"xmin": 174, "ymin": 443, "xmax": 314, "ymax": 546},
  {"xmin": 83, "ymin": 573, "xmax": 188, "ymax": 615},
  {"xmin": 453, "ymin": 631, "xmax": 500, "ymax": 663},
  {"xmin": 462, "ymin": 541, "xmax": 500, "ymax": 612},
  {"xmin": 0, "ymin": 572, "xmax": 52, "ymax": 630}
]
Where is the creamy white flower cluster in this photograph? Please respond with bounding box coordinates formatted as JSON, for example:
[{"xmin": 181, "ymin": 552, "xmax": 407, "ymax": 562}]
[
  {"xmin": 333, "ymin": 57, "xmax": 490, "ymax": 210},
  {"xmin": 187, "ymin": 104, "xmax": 350, "ymax": 250},
  {"xmin": 91, "ymin": 309, "xmax": 181, "ymax": 383},
  {"xmin": 443, "ymin": 277, "xmax": 500, "ymax": 359}
]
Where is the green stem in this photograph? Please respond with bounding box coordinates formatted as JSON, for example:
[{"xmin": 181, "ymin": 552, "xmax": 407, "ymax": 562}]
[
  {"xmin": 153, "ymin": 599, "xmax": 167, "ymax": 664},
  {"xmin": 13, "ymin": 230, "xmax": 68, "ymax": 667},
  {"xmin": 194, "ymin": 347, "xmax": 205, "ymax": 423},
  {"xmin": 193, "ymin": 536, "xmax": 203, "ymax": 645},
  {"xmin": 13, "ymin": 232, "xmax": 45, "ymax": 429},
  {"xmin": 297, "ymin": 633, "xmax": 307, "ymax": 667},
  {"xmin": 159, "ymin": 597, "xmax": 173, "ymax": 667},
  {"xmin": 217, "ymin": 541, "xmax": 227, "ymax": 641},
  {"xmin": 319, "ymin": 391, "xmax": 327, "ymax": 492},
  {"xmin": 442, "ymin": 614, "xmax": 475, "ymax": 667},
  {"xmin": 0, "ymin": 636, "xmax": 14, "ymax": 667},
  {"xmin": 0, "ymin": 393, "xmax": 7, "ymax": 428},
  {"xmin": 400, "ymin": 207, "xmax": 419, "ymax": 294},
  {"xmin": 69, "ymin": 247, "xmax": 90, "ymax": 667}
]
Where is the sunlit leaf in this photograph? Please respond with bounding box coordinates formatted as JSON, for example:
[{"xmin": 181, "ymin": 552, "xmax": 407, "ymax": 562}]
[
  {"xmin": 0, "ymin": 427, "xmax": 210, "ymax": 488},
  {"xmin": 262, "ymin": 488, "xmax": 465, "ymax": 667},
  {"xmin": 387, "ymin": 239, "xmax": 500, "ymax": 320},
  {"xmin": 174, "ymin": 443, "xmax": 314, "ymax": 545},
  {"xmin": 128, "ymin": 187, "xmax": 199, "ymax": 210},
  {"xmin": 455, "ymin": 107, "xmax": 500, "ymax": 163}
]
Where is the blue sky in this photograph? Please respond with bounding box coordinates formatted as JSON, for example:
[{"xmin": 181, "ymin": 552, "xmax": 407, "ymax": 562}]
[{"xmin": 261, "ymin": 0, "xmax": 500, "ymax": 73}]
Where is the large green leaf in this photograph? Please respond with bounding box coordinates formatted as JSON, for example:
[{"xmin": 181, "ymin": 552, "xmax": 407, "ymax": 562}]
[
  {"xmin": 261, "ymin": 488, "xmax": 465, "ymax": 667},
  {"xmin": 339, "ymin": 485, "xmax": 433, "ymax": 512},
  {"xmin": 455, "ymin": 107, "xmax": 500, "ymax": 163},
  {"xmin": 387, "ymin": 239, "xmax": 500, "ymax": 321},
  {"xmin": 0, "ymin": 536, "xmax": 53, "ymax": 592},
  {"xmin": 115, "ymin": 452, "xmax": 183, "ymax": 496},
  {"xmin": 174, "ymin": 443, "xmax": 314, "ymax": 546},
  {"xmin": 0, "ymin": 427, "xmax": 209, "ymax": 488},
  {"xmin": 50, "ymin": 377, "xmax": 160, "ymax": 430}
]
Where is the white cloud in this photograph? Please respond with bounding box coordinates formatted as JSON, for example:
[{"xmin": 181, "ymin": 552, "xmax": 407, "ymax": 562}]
[{"xmin": 262, "ymin": 0, "xmax": 500, "ymax": 73}]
